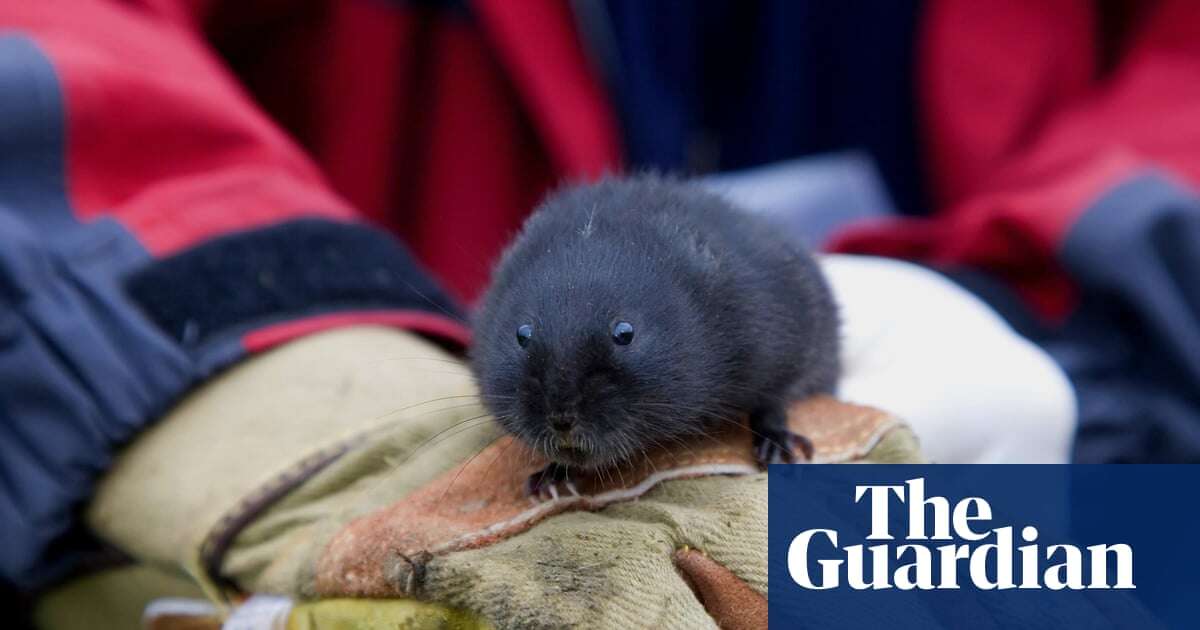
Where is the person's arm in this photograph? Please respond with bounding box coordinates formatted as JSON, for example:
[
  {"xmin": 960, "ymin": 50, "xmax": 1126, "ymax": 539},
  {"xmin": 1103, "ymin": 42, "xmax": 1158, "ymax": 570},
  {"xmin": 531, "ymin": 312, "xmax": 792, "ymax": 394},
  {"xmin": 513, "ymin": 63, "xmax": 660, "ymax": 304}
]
[
  {"xmin": 81, "ymin": 253, "xmax": 1073, "ymax": 629},
  {"xmin": 0, "ymin": 0, "xmax": 466, "ymax": 590},
  {"xmin": 831, "ymin": 0, "xmax": 1200, "ymax": 462}
]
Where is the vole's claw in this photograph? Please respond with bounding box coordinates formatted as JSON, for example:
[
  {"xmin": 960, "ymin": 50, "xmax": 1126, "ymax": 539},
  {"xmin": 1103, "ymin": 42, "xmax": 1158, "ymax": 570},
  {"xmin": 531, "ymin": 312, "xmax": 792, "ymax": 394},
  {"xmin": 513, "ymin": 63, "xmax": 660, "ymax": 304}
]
[
  {"xmin": 524, "ymin": 462, "xmax": 575, "ymax": 501},
  {"xmin": 793, "ymin": 432, "xmax": 815, "ymax": 460},
  {"xmin": 753, "ymin": 429, "xmax": 814, "ymax": 465}
]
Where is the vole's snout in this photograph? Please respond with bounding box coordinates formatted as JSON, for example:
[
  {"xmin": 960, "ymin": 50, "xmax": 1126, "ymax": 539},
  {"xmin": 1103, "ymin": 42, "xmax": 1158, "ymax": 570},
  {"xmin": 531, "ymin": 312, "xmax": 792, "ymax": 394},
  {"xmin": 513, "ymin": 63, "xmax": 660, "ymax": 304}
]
[{"xmin": 548, "ymin": 413, "xmax": 573, "ymax": 434}]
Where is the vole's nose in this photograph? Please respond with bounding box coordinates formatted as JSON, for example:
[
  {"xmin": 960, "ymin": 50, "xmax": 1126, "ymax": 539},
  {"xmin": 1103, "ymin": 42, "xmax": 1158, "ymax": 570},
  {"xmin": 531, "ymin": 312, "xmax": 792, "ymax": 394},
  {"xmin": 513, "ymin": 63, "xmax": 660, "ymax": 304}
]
[{"xmin": 549, "ymin": 415, "xmax": 573, "ymax": 433}]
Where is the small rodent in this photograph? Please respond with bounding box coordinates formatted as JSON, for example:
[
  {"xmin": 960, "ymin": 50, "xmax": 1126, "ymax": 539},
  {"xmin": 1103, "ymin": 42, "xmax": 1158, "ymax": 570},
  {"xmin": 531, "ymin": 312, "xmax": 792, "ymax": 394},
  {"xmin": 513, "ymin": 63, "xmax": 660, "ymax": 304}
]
[{"xmin": 471, "ymin": 176, "xmax": 840, "ymax": 496}]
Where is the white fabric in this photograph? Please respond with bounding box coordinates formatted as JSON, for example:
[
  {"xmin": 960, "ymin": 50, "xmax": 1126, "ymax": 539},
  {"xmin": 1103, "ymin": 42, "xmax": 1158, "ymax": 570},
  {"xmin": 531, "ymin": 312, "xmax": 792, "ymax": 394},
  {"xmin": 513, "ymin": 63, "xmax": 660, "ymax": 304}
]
[
  {"xmin": 142, "ymin": 597, "xmax": 218, "ymax": 622},
  {"xmin": 821, "ymin": 255, "xmax": 1076, "ymax": 464},
  {"xmin": 221, "ymin": 594, "xmax": 293, "ymax": 630}
]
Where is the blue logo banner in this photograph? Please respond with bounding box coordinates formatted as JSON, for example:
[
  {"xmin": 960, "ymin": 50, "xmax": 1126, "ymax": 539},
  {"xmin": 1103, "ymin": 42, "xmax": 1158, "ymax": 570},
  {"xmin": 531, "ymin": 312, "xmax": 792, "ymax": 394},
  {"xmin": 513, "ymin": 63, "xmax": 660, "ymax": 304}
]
[{"xmin": 768, "ymin": 465, "xmax": 1199, "ymax": 629}]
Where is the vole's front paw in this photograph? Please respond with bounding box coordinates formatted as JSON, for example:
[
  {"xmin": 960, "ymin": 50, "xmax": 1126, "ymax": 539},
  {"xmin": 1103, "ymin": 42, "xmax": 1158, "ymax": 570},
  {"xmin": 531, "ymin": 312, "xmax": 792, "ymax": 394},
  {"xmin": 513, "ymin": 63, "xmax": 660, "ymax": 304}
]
[
  {"xmin": 524, "ymin": 463, "xmax": 580, "ymax": 501},
  {"xmin": 753, "ymin": 429, "xmax": 814, "ymax": 465}
]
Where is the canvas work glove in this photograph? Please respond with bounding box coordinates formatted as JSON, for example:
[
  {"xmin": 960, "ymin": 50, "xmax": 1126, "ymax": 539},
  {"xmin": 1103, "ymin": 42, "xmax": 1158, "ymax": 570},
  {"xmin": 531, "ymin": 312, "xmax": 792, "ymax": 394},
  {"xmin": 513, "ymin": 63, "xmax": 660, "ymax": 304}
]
[{"xmin": 76, "ymin": 324, "xmax": 919, "ymax": 630}]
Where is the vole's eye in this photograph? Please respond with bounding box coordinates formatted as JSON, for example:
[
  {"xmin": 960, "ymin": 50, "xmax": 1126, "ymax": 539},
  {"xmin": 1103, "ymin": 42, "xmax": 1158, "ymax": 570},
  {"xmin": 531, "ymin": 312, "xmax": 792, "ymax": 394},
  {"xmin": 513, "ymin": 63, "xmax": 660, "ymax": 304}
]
[
  {"xmin": 516, "ymin": 324, "xmax": 533, "ymax": 348},
  {"xmin": 612, "ymin": 321, "xmax": 635, "ymax": 345}
]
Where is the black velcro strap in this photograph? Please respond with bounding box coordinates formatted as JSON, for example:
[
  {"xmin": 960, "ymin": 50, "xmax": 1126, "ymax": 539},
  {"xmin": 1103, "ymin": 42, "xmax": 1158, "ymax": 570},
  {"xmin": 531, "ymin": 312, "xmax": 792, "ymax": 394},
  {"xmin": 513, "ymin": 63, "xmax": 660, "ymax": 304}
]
[{"xmin": 124, "ymin": 218, "xmax": 462, "ymax": 347}]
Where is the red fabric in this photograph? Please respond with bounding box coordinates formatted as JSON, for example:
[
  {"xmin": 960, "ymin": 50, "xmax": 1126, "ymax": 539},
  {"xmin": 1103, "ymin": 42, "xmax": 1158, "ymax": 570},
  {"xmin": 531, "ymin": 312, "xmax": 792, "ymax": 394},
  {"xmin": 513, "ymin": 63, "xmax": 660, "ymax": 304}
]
[
  {"xmin": 242, "ymin": 310, "xmax": 471, "ymax": 353},
  {"xmin": 202, "ymin": 0, "xmax": 623, "ymax": 303},
  {"xmin": 2, "ymin": 0, "xmax": 617, "ymax": 351},
  {"xmin": 832, "ymin": 0, "xmax": 1200, "ymax": 319},
  {"xmin": 5, "ymin": 0, "xmax": 621, "ymax": 303},
  {"xmin": 5, "ymin": 0, "xmax": 356, "ymax": 256},
  {"xmin": 471, "ymin": 0, "xmax": 622, "ymax": 178}
]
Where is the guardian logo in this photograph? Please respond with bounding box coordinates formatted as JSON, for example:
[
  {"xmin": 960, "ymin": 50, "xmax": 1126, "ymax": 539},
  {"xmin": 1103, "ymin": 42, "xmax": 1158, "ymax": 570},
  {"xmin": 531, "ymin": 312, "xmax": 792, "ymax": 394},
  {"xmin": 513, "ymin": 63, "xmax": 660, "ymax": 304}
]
[{"xmin": 787, "ymin": 478, "xmax": 1135, "ymax": 591}]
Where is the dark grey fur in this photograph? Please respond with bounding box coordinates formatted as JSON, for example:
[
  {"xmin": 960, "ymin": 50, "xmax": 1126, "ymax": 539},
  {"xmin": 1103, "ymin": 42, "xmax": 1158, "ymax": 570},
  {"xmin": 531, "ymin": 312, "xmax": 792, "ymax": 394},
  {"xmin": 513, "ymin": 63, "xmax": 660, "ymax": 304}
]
[{"xmin": 471, "ymin": 176, "xmax": 840, "ymax": 482}]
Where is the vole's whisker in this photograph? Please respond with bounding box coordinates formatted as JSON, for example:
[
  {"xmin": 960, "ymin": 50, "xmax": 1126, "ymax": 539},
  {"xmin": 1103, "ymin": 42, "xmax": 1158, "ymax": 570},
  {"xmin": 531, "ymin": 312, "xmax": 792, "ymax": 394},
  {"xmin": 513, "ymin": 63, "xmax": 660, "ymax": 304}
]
[
  {"xmin": 638, "ymin": 424, "xmax": 703, "ymax": 459},
  {"xmin": 439, "ymin": 432, "xmax": 509, "ymax": 502},
  {"xmin": 387, "ymin": 413, "xmax": 499, "ymax": 468},
  {"xmin": 367, "ymin": 356, "xmax": 475, "ymax": 370},
  {"xmin": 698, "ymin": 415, "xmax": 789, "ymax": 450},
  {"xmin": 369, "ymin": 394, "xmax": 487, "ymax": 423}
]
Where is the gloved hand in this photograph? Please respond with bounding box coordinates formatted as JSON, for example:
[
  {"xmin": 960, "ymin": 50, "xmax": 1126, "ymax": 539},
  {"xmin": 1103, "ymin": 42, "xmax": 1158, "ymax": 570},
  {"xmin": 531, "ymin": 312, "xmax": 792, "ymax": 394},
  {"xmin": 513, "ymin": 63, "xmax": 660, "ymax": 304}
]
[
  {"xmin": 79, "ymin": 322, "xmax": 918, "ymax": 630},
  {"xmin": 824, "ymin": 255, "xmax": 1076, "ymax": 464},
  {"xmin": 38, "ymin": 255, "xmax": 1074, "ymax": 630}
]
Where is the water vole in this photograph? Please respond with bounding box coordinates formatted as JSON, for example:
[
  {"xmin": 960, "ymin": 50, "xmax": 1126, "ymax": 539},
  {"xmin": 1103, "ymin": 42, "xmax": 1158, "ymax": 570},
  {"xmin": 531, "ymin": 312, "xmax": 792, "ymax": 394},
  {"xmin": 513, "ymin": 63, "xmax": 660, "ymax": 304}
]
[{"xmin": 471, "ymin": 176, "xmax": 840, "ymax": 495}]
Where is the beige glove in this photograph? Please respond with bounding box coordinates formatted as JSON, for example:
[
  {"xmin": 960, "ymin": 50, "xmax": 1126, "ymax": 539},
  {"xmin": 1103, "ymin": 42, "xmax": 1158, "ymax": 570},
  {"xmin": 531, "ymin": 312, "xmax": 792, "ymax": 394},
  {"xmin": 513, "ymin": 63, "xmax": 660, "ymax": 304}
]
[{"xmin": 38, "ymin": 326, "xmax": 921, "ymax": 629}]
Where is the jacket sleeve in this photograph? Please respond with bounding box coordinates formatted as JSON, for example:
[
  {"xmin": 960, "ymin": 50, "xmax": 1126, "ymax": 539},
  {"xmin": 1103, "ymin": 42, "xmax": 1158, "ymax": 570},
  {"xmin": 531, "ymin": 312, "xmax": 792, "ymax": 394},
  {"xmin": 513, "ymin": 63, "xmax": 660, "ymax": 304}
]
[
  {"xmin": 0, "ymin": 0, "xmax": 467, "ymax": 589},
  {"xmin": 831, "ymin": 0, "xmax": 1200, "ymax": 462}
]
